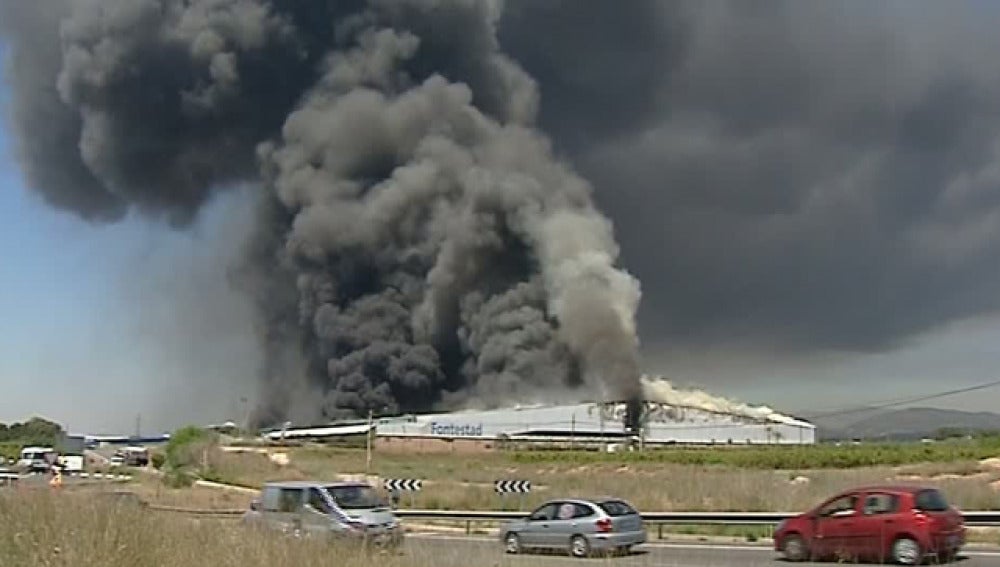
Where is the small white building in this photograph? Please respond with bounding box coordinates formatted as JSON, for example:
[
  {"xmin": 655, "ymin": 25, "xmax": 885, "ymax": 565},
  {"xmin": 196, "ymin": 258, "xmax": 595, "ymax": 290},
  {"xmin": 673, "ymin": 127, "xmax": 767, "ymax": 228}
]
[{"xmin": 375, "ymin": 401, "xmax": 815, "ymax": 446}]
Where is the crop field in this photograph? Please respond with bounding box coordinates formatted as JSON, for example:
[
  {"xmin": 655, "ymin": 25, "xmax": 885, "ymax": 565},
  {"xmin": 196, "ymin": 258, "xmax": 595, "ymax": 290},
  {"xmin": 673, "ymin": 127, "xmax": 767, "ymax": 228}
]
[{"xmin": 186, "ymin": 439, "xmax": 1000, "ymax": 513}]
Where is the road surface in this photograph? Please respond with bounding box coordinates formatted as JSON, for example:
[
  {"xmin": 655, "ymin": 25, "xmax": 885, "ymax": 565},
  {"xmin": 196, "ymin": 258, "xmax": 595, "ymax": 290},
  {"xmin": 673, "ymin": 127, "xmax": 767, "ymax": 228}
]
[{"xmin": 402, "ymin": 534, "xmax": 1000, "ymax": 567}]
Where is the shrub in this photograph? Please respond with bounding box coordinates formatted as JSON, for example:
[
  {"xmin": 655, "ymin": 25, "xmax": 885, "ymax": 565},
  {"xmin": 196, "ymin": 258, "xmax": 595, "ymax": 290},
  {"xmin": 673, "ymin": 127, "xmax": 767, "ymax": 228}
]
[
  {"xmin": 161, "ymin": 426, "xmax": 220, "ymax": 487},
  {"xmin": 162, "ymin": 467, "xmax": 196, "ymax": 488},
  {"xmin": 150, "ymin": 451, "xmax": 166, "ymax": 470},
  {"xmin": 165, "ymin": 426, "xmax": 216, "ymax": 469}
]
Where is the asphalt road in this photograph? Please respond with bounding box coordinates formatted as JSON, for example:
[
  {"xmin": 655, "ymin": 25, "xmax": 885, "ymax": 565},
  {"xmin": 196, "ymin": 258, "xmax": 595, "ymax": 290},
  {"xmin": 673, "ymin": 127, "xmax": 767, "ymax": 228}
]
[{"xmin": 402, "ymin": 534, "xmax": 1000, "ymax": 567}]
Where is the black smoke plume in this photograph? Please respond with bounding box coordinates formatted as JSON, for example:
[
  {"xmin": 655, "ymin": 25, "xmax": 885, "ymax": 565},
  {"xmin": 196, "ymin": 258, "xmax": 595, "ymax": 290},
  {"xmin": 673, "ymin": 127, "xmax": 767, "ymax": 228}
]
[{"xmin": 0, "ymin": 0, "xmax": 643, "ymax": 424}]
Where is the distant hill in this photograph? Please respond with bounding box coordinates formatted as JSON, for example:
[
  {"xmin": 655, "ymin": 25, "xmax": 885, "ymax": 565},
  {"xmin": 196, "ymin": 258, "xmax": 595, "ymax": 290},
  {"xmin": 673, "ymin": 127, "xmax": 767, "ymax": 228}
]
[
  {"xmin": 803, "ymin": 407, "xmax": 886, "ymax": 439},
  {"xmin": 808, "ymin": 407, "xmax": 1000, "ymax": 441}
]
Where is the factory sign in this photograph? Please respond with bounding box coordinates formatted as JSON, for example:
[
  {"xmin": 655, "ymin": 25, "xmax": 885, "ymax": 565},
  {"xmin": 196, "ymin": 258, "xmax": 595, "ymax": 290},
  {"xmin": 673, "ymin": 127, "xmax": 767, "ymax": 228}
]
[{"xmin": 429, "ymin": 422, "xmax": 484, "ymax": 437}]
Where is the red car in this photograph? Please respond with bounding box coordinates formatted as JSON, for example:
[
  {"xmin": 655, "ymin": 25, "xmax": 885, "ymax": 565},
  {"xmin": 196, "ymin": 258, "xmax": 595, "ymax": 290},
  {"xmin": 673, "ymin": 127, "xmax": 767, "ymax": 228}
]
[{"xmin": 774, "ymin": 485, "xmax": 964, "ymax": 564}]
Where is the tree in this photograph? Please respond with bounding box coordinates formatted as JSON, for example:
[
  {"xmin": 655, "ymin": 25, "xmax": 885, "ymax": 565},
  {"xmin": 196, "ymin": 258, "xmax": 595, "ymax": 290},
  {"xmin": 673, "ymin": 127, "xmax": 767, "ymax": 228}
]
[{"xmin": 0, "ymin": 417, "xmax": 64, "ymax": 445}]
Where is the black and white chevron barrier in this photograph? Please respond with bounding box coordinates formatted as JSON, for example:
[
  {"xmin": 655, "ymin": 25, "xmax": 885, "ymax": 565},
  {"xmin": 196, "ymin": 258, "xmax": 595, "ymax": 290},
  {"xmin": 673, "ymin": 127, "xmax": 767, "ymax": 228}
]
[
  {"xmin": 493, "ymin": 480, "xmax": 531, "ymax": 494},
  {"xmin": 0, "ymin": 471, "xmax": 132, "ymax": 482},
  {"xmin": 383, "ymin": 478, "xmax": 422, "ymax": 492},
  {"xmin": 75, "ymin": 472, "xmax": 133, "ymax": 481}
]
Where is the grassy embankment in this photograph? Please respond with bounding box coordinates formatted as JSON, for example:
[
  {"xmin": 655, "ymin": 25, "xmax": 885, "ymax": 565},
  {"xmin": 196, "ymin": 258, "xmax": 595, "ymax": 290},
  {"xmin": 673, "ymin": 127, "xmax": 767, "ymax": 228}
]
[{"xmin": 0, "ymin": 490, "xmax": 473, "ymax": 567}]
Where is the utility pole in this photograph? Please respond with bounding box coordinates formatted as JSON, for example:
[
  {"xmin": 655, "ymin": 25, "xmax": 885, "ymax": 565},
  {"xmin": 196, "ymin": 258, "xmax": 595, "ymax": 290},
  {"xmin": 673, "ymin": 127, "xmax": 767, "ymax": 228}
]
[
  {"xmin": 240, "ymin": 396, "xmax": 250, "ymax": 438},
  {"xmin": 599, "ymin": 403, "xmax": 606, "ymax": 448},
  {"xmin": 365, "ymin": 409, "xmax": 374, "ymax": 476},
  {"xmin": 570, "ymin": 413, "xmax": 576, "ymax": 450}
]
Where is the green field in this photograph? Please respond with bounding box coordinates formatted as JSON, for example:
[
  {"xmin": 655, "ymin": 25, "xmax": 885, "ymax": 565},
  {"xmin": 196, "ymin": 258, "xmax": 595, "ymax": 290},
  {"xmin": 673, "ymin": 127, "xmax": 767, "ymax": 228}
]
[{"xmin": 509, "ymin": 437, "xmax": 1000, "ymax": 469}]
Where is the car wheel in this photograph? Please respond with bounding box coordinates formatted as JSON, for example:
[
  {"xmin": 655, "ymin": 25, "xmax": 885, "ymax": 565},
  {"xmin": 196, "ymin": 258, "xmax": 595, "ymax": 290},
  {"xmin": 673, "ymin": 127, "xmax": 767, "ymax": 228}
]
[
  {"xmin": 569, "ymin": 535, "xmax": 590, "ymax": 558},
  {"xmin": 891, "ymin": 537, "xmax": 922, "ymax": 565},
  {"xmin": 504, "ymin": 533, "xmax": 521, "ymax": 554},
  {"xmin": 782, "ymin": 534, "xmax": 808, "ymax": 562}
]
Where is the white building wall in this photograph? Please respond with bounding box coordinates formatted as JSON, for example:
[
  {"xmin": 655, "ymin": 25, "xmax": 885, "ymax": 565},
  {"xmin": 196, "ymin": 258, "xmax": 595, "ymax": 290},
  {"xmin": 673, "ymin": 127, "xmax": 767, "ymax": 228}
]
[{"xmin": 375, "ymin": 401, "xmax": 816, "ymax": 445}]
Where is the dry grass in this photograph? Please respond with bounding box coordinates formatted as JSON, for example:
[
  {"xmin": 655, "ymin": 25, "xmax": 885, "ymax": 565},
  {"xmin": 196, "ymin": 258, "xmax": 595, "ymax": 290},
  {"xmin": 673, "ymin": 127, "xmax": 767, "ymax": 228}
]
[
  {"xmin": 0, "ymin": 490, "xmax": 482, "ymax": 567},
  {"xmin": 129, "ymin": 477, "xmax": 255, "ymax": 510},
  {"xmin": 199, "ymin": 447, "xmax": 1000, "ymax": 513}
]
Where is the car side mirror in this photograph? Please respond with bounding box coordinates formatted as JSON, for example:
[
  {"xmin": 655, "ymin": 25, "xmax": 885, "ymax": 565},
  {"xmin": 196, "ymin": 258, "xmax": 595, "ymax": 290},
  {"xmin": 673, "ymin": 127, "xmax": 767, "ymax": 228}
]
[{"xmin": 249, "ymin": 500, "xmax": 260, "ymax": 512}]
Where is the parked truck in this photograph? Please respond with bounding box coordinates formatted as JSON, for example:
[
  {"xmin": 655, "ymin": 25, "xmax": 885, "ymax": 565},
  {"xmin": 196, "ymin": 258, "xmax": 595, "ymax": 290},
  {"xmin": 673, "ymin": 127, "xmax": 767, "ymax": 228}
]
[
  {"xmin": 57, "ymin": 454, "xmax": 84, "ymax": 473},
  {"xmin": 113, "ymin": 446, "xmax": 149, "ymax": 467}
]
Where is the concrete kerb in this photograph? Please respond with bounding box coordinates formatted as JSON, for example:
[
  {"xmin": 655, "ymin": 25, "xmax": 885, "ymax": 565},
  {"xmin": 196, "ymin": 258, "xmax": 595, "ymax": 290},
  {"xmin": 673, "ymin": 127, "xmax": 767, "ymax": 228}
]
[{"xmin": 193, "ymin": 479, "xmax": 260, "ymax": 494}]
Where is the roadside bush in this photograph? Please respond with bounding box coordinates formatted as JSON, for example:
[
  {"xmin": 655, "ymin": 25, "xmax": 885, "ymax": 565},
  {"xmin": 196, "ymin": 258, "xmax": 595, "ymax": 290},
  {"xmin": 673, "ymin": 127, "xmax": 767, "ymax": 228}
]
[
  {"xmin": 162, "ymin": 467, "xmax": 196, "ymax": 488},
  {"xmin": 150, "ymin": 451, "xmax": 166, "ymax": 470},
  {"xmin": 0, "ymin": 442, "xmax": 20, "ymax": 462},
  {"xmin": 165, "ymin": 426, "xmax": 217, "ymax": 468},
  {"xmin": 161, "ymin": 426, "xmax": 220, "ymax": 486}
]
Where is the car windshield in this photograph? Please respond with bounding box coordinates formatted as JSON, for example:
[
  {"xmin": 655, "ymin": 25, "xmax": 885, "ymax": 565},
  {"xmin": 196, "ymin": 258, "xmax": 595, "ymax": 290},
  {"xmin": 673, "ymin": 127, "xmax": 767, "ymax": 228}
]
[
  {"xmin": 914, "ymin": 489, "xmax": 949, "ymax": 512},
  {"xmin": 325, "ymin": 485, "xmax": 384, "ymax": 509},
  {"xmin": 598, "ymin": 500, "xmax": 637, "ymax": 516}
]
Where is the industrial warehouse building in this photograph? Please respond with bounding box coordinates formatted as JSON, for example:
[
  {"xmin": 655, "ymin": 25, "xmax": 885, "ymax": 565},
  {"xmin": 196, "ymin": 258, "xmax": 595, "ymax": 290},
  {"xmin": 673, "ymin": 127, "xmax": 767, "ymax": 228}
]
[{"xmin": 373, "ymin": 401, "xmax": 816, "ymax": 450}]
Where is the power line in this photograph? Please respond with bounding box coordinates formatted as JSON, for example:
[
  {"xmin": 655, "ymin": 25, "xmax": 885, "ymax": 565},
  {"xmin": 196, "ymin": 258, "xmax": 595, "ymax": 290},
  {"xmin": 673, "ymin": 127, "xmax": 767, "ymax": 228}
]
[{"xmin": 802, "ymin": 378, "xmax": 1000, "ymax": 420}]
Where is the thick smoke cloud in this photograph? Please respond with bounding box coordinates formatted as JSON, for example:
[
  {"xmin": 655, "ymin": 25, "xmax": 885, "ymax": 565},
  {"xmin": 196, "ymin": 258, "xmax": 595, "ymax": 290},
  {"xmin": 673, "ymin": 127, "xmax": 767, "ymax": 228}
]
[
  {"xmin": 7, "ymin": 0, "xmax": 1000, "ymax": 423},
  {"xmin": 499, "ymin": 1, "xmax": 1000, "ymax": 352},
  {"xmin": 0, "ymin": 0, "xmax": 642, "ymax": 423}
]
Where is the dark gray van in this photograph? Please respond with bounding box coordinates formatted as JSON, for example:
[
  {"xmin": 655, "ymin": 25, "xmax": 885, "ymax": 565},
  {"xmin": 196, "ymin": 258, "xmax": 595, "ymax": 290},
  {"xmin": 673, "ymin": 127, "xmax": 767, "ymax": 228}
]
[{"xmin": 244, "ymin": 480, "xmax": 403, "ymax": 548}]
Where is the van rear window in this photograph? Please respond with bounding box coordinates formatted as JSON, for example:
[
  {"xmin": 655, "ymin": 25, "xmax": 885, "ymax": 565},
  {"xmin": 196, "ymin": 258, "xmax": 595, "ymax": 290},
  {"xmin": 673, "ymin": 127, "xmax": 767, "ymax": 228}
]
[
  {"xmin": 914, "ymin": 489, "xmax": 949, "ymax": 512},
  {"xmin": 598, "ymin": 500, "xmax": 637, "ymax": 516}
]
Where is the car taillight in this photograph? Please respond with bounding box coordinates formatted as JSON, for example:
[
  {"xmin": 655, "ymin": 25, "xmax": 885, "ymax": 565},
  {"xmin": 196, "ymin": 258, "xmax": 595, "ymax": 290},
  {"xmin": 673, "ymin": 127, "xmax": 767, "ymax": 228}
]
[{"xmin": 595, "ymin": 518, "xmax": 613, "ymax": 533}]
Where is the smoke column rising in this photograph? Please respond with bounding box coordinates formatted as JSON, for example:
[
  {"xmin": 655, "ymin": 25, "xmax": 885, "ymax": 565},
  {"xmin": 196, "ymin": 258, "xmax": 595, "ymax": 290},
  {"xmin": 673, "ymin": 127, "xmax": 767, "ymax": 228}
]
[{"xmin": 0, "ymin": 0, "xmax": 643, "ymax": 423}]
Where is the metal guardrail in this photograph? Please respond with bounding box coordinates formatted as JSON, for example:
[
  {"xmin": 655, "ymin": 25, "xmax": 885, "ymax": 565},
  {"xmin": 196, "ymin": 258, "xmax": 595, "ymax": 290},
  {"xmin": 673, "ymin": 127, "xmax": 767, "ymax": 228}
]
[
  {"xmin": 135, "ymin": 504, "xmax": 1000, "ymax": 527},
  {"xmin": 394, "ymin": 509, "xmax": 1000, "ymax": 527},
  {"xmin": 64, "ymin": 492, "xmax": 1000, "ymax": 528}
]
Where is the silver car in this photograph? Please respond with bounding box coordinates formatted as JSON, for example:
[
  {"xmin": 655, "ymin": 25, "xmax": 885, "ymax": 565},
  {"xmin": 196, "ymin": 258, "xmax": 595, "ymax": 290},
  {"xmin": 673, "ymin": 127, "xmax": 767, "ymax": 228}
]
[
  {"xmin": 500, "ymin": 498, "xmax": 646, "ymax": 558},
  {"xmin": 243, "ymin": 480, "xmax": 403, "ymax": 549}
]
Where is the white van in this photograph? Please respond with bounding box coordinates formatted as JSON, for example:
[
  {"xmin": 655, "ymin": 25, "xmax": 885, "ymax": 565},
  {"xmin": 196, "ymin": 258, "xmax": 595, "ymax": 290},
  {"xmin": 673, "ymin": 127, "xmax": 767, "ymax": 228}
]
[
  {"xmin": 244, "ymin": 480, "xmax": 403, "ymax": 549},
  {"xmin": 16, "ymin": 447, "xmax": 57, "ymax": 473}
]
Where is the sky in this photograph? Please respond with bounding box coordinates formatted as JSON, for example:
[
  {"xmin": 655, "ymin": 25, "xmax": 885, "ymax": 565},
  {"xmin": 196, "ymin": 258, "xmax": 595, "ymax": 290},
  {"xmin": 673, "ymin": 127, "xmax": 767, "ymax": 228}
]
[
  {"xmin": 0, "ymin": 57, "xmax": 260, "ymax": 432},
  {"xmin": 0, "ymin": 122, "xmax": 260, "ymax": 434},
  {"xmin": 3, "ymin": 1, "xmax": 1000, "ymax": 433}
]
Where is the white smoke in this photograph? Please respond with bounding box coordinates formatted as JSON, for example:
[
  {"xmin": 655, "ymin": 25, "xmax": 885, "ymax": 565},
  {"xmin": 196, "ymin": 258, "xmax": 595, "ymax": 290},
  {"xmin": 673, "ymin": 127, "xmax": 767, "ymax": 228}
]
[
  {"xmin": 534, "ymin": 209, "xmax": 643, "ymax": 401},
  {"xmin": 641, "ymin": 375, "xmax": 799, "ymax": 425}
]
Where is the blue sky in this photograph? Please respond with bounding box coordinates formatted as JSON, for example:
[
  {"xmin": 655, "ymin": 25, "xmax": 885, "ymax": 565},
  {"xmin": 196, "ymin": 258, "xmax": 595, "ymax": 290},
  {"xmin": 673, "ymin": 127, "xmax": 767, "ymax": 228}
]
[
  {"xmin": 0, "ymin": 79, "xmax": 259, "ymax": 434},
  {"xmin": 0, "ymin": 122, "xmax": 146, "ymax": 431}
]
